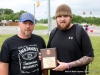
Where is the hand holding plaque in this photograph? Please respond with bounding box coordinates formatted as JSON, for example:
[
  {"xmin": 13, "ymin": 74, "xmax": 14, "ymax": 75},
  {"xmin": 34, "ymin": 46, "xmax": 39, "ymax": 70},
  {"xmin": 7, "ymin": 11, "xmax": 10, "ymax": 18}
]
[{"xmin": 40, "ymin": 48, "xmax": 57, "ymax": 69}]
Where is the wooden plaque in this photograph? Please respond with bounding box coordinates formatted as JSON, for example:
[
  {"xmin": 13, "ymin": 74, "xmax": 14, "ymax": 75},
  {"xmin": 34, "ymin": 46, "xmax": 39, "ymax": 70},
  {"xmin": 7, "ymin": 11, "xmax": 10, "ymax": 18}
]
[{"xmin": 40, "ymin": 48, "xmax": 57, "ymax": 69}]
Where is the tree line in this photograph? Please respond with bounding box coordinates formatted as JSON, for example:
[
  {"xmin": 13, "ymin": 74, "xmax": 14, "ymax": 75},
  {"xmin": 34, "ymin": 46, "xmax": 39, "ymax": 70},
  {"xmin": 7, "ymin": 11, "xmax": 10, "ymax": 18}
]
[
  {"xmin": 0, "ymin": 8, "xmax": 26, "ymax": 22},
  {"xmin": 0, "ymin": 8, "xmax": 100, "ymax": 26}
]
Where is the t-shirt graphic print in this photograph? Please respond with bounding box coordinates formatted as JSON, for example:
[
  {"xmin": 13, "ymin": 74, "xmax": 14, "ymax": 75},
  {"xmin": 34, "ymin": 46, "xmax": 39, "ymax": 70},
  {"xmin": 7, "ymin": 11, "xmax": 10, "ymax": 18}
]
[{"xmin": 18, "ymin": 44, "xmax": 39, "ymax": 73}]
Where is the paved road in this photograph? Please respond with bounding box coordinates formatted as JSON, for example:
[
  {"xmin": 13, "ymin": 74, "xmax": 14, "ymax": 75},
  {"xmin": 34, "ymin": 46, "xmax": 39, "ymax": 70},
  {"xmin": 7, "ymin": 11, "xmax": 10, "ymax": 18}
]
[
  {"xmin": 0, "ymin": 26, "xmax": 100, "ymax": 36},
  {"xmin": 0, "ymin": 26, "xmax": 49, "ymax": 35}
]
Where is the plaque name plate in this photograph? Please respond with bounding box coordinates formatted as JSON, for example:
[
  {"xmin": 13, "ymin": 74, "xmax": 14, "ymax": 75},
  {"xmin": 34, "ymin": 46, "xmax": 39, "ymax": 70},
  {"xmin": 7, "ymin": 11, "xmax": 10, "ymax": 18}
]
[{"xmin": 40, "ymin": 48, "xmax": 57, "ymax": 69}]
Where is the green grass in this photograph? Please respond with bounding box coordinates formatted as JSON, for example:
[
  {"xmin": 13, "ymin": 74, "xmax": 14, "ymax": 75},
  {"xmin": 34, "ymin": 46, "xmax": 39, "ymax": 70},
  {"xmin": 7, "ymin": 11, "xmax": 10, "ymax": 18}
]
[
  {"xmin": 0, "ymin": 34, "xmax": 100, "ymax": 75},
  {"xmin": 34, "ymin": 24, "xmax": 48, "ymax": 30},
  {"xmin": 0, "ymin": 34, "xmax": 14, "ymax": 47},
  {"xmin": 88, "ymin": 36, "xmax": 100, "ymax": 75}
]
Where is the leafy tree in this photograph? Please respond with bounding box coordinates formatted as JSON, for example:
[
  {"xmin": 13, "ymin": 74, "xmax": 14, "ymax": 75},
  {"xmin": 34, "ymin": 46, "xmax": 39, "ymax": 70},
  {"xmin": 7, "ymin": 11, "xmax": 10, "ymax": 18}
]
[
  {"xmin": 5, "ymin": 14, "xmax": 10, "ymax": 20},
  {"xmin": 0, "ymin": 8, "xmax": 14, "ymax": 15},
  {"xmin": 19, "ymin": 10, "xmax": 26, "ymax": 15},
  {"xmin": 4, "ymin": 8, "xmax": 14, "ymax": 14}
]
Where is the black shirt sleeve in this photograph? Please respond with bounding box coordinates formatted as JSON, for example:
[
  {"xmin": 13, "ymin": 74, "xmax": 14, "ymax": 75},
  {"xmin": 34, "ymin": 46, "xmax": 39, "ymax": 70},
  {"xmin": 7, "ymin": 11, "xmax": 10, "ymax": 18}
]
[
  {"xmin": 0, "ymin": 39, "xmax": 10, "ymax": 63},
  {"xmin": 81, "ymin": 28, "xmax": 94, "ymax": 57}
]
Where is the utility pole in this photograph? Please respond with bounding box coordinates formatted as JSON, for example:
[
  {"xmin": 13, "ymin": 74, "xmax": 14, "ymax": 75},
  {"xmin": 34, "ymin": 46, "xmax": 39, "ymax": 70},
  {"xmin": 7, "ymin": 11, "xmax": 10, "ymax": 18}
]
[
  {"xmin": 34, "ymin": 4, "xmax": 35, "ymax": 24},
  {"xmin": 47, "ymin": 0, "xmax": 51, "ymax": 35},
  {"xmin": 3, "ymin": 9, "xmax": 5, "ymax": 26}
]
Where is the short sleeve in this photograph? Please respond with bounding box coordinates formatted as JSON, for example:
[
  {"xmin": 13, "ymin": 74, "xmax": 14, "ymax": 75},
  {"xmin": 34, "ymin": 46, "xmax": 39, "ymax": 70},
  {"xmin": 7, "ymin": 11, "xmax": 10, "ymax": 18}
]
[
  {"xmin": 81, "ymin": 28, "xmax": 94, "ymax": 57},
  {"xmin": 0, "ymin": 40, "xmax": 10, "ymax": 63}
]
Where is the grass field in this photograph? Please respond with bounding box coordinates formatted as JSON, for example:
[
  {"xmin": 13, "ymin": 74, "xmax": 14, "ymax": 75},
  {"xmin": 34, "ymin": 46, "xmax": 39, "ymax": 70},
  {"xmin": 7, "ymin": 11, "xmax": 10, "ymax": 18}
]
[
  {"xmin": 0, "ymin": 34, "xmax": 100, "ymax": 75},
  {"xmin": 34, "ymin": 24, "xmax": 48, "ymax": 30}
]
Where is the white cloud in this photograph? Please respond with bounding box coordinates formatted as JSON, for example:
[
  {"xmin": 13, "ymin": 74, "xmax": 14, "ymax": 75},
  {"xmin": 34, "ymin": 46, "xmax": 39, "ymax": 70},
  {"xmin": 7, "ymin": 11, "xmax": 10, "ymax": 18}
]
[{"xmin": 0, "ymin": 0, "xmax": 100, "ymax": 20}]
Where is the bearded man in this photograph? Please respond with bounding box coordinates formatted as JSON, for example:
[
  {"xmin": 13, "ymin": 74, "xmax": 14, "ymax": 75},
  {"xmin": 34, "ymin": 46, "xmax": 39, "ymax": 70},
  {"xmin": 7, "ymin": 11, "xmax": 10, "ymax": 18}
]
[{"xmin": 47, "ymin": 4, "xmax": 94, "ymax": 75}]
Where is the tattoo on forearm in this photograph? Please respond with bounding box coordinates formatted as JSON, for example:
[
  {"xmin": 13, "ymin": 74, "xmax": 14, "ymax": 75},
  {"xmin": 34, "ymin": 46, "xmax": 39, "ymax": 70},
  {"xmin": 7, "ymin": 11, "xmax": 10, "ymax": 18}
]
[{"xmin": 70, "ymin": 56, "xmax": 94, "ymax": 68}]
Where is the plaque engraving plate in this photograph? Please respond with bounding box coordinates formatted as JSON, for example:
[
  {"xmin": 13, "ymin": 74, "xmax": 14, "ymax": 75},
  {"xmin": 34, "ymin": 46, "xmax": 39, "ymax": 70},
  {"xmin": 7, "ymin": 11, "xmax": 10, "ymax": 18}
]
[{"xmin": 40, "ymin": 48, "xmax": 57, "ymax": 69}]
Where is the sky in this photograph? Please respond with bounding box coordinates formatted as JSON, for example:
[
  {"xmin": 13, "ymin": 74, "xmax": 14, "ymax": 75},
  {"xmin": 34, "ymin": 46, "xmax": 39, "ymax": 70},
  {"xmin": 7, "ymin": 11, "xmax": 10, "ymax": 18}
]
[{"xmin": 0, "ymin": 0, "xmax": 100, "ymax": 20}]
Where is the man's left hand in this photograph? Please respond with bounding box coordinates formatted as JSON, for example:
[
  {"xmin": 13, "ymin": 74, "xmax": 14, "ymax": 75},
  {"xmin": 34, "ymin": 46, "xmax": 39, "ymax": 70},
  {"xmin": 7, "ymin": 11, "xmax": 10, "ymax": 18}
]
[{"xmin": 52, "ymin": 60, "xmax": 68, "ymax": 71}]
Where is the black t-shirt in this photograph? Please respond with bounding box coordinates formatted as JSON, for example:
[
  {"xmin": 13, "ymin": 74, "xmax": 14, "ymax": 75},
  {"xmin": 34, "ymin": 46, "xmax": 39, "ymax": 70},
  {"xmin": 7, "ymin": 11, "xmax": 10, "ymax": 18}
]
[
  {"xmin": 0, "ymin": 34, "xmax": 46, "ymax": 75},
  {"xmin": 49, "ymin": 25, "xmax": 94, "ymax": 75}
]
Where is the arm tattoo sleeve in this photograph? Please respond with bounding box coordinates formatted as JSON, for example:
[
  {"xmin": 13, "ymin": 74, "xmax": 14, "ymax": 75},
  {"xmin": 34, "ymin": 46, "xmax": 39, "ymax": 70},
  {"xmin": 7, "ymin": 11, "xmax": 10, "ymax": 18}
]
[{"xmin": 69, "ymin": 56, "xmax": 94, "ymax": 68}]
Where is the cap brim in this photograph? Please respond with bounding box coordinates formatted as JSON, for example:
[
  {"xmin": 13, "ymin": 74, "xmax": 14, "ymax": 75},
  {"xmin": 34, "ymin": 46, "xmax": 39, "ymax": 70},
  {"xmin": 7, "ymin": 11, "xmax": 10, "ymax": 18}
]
[{"xmin": 20, "ymin": 19, "xmax": 34, "ymax": 23}]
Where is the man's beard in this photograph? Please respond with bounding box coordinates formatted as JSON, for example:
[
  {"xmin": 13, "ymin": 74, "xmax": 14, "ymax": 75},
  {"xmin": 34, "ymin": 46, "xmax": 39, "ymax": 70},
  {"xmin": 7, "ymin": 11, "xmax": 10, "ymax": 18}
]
[
  {"xmin": 22, "ymin": 30, "xmax": 32, "ymax": 37},
  {"xmin": 24, "ymin": 33, "xmax": 31, "ymax": 37},
  {"xmin": 57, "ymin": 21, "xmax": 71, "ymax": 30}
]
